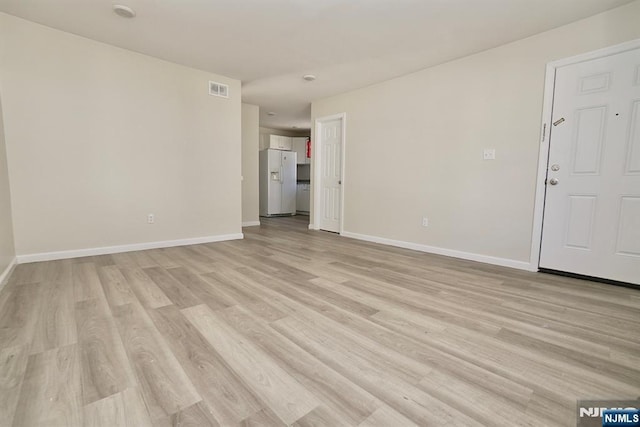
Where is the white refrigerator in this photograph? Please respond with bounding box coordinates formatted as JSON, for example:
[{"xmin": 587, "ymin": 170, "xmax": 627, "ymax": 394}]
[{"xmin": 259, "ymin": 149, "xmax": 297, "ymax": 216}]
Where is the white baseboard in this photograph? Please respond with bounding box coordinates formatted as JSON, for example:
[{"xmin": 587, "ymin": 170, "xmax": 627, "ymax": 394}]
[
  {"xmin": 0, "ymin": 257, "xmax": 17, "ymax": 291},
  {"xmin": 341, "ymin": 231, "xmax": 535, "ymax": 272},
  {"xmin": 309, "ymin": 224, "xmax": 319, "ymax": 230},
  {"xmin": 16, "ymin": 233, "xmax": 244, "ymax": 264},
  {"xmin": 242, "ymin": 221, "xmax": 261, "ymax": 227}
]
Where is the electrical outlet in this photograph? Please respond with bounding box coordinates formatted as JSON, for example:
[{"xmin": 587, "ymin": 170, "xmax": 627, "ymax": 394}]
[
  {"xmin": 422, "ymin": 217, "xmax": 429, "ymax": 227},
  {"xmin": 147, "ymin": 214, "xmax": 155, "ymax": 224},
  {"xmin": 483, "ymin": 148, "xmax": 496, "ymax": 160}
]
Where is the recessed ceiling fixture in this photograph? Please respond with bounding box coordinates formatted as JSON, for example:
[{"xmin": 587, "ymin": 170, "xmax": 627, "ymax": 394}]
[
  {"xmin": 302, "ymin": 74, "xmax": 316, "ymax": 82},
  {"xmin": 113, "ymin": 4, "xmax": 136, "ymax": 18},
  {"xmin": 267, "ymin": 111, "xmax": 276, "ymax": 116}
]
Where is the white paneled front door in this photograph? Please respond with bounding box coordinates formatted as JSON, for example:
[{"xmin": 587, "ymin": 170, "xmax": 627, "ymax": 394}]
[
  {"xmin": 540, "ymin": 47, "xmax": 640, "ymax": 285},
  {"xmin": 319, "ymin": 118, "xmax": 343, "ymax": 233}
]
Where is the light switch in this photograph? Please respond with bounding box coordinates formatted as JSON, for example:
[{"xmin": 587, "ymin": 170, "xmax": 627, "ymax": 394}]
[{"xmin": 483, "ymin": 149, "xmax": 496, "ymax": 160}]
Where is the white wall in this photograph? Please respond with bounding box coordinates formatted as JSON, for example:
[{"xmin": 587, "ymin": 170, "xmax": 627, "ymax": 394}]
[
  {"xmin": 0, "ymin": 93, "xmax": 16, "ymax": 282},
  {"xmin": 242, "ymin": 104, "xmax": 260, "ymax": 225},
  {"xmin": 311, "ymin": 1, "xmax": 640, "ymax": 266},
  {"xmin": 0, "ymin": 13, "xmax": 242, "ymax": 257}
]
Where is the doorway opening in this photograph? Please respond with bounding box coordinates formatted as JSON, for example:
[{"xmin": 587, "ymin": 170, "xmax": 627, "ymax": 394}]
[{"xmin": 256, "ymin": 120, "xmax": 312, "ymax": 229}]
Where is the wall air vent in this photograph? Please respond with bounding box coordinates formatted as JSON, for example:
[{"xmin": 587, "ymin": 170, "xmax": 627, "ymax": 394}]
[{"xmin": 209, "ymin": 81, "xmax": 229, "ymax": 98}]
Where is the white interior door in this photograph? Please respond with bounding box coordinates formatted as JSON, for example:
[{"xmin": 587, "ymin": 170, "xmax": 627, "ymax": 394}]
[
  {"xmin": 540, "ymin": 47, "xmax": 640, "ymax": 285},
  {"xmin": 319, "ymin": 118, "xmax": 343, "ymax": 233}
]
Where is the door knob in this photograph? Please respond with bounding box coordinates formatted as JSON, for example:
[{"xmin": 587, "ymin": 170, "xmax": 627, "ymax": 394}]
[{"xmin": 549, "ymin": 178, "xmax": 559, "ymax": 185}]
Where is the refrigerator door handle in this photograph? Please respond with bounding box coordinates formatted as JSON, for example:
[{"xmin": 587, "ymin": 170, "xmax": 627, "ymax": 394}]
[{"xmin": 280, "ymin": 165, "xmax": 284, "ymax": 184}]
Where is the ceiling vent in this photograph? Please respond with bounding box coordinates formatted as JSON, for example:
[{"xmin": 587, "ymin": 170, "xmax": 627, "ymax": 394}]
[{"xmin": 209, "ymin": 81, "xmax": 229, "ymax": 98}]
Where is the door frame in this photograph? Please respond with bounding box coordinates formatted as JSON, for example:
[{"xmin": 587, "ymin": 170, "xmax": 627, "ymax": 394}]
[
  {"xmin": 311, "ymin": 113, "xmax": 347, "ymax": 234},
  {"xmin": 529, "ymin": 38, "xmax": 640, "ymax": 271}
]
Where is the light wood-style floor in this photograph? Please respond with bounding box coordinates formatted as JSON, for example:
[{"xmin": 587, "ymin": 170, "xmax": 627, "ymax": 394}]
[{"xmin": 1, "ymin": 215, "xmax": 639, "ymax": 426}]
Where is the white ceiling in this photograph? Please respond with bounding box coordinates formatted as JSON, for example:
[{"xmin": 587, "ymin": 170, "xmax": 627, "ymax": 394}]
[{"xmin": 0, "ymin": 0, "xmax": 634, "ymax": 130}]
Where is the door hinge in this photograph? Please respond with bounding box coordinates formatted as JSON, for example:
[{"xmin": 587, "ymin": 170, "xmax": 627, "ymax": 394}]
[{"xmin": 542, "ymin": 123, "xmax": 547, "ymax": 142}]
